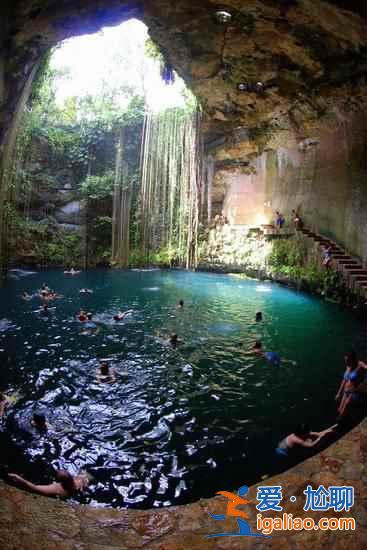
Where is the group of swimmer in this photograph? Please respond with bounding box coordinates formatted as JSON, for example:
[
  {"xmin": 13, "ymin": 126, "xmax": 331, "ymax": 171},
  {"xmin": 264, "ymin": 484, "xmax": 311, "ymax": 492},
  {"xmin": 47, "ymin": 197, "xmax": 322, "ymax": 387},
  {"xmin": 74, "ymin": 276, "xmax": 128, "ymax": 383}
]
[
  {"xmin": 1, "ymin": 286, "xmax": 186, "ymax": 497},
  {"xmin": 245, "ymin": 310, "xmax": 367, "ymax": 457},
  {"xmin": 275, "ymin": 348, "xmax": 367, "ymax": 457},
  {"xmin": 2, "ymin": 284, "xmax": 367, "ymax": 499}
]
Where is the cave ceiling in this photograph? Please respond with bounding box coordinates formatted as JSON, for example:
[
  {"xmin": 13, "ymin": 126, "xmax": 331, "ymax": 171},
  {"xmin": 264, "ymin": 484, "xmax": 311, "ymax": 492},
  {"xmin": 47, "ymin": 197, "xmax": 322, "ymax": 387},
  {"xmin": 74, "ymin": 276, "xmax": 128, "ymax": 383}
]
[{"xmin": 2, "ymin": 0, "xmax": 367, "ymax": 155}]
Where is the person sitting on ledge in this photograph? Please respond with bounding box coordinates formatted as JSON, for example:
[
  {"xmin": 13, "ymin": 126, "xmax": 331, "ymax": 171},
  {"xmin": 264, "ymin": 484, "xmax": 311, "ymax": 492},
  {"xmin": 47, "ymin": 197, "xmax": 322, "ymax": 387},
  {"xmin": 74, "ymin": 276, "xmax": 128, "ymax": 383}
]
[
  {"xmin": 291, "ymin": 209, "xmax": 303, "ymax": 230},
  {"xmin": 276, "ymin": 423, "xmax": 337, "ymax": 457},
  {"xmin": 8, "ymin": 469, "xmax": 89, "ymax": 498}
]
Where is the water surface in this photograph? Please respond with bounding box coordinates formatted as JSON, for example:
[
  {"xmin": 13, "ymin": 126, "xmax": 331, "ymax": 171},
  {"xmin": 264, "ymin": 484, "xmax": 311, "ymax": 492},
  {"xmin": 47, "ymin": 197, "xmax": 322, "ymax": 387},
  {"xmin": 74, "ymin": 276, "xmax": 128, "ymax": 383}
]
[{"xmin": 0, "ymin": 269, "xmax": 365, "ymax": 508}]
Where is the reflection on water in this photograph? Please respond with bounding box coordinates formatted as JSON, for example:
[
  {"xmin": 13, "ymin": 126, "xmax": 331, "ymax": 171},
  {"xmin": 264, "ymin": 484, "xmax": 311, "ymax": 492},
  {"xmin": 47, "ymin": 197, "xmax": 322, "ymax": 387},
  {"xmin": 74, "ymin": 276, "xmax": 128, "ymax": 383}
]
[{"xmin": 0, "ymin": 269, "xmax": 365, "ymax": 508}]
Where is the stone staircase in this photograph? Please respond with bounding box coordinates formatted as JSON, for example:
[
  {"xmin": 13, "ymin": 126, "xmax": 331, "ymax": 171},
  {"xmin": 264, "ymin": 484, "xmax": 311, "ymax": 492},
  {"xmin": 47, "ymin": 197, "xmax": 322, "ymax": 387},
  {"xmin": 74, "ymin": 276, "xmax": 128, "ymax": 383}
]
[{"xmin": 299, "ymin": 228, "xmax": 367, "ymax": 300}]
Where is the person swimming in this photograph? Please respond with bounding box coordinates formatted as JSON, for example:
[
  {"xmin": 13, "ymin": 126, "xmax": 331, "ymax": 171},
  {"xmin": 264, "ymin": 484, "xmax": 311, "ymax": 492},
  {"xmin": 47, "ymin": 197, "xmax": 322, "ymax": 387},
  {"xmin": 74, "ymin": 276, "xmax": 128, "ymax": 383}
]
[
  {"xmin": 255, "ymin": 311, "xmax": 262, "ymax": 322},
  {"xmin": 169, "ymin": 333, "xmax": 182, "ymax": 349},
  {"xmin": 96, "ymin": 361, "xmax": 116, "ymax": 383},
  {"xmin": 177, "ymin": 299, "xmax": 184, "ymax": 308},
  {"xmin": 21, "ymin": 291, "xmax": 32, "ymax": 301},
  {"xmin": 79, "ymin": 288, "xmax": 93, "ymax": 294},
  {"xmin": 276, "ymin": 423, "xmax": 336, "ymax": 456},
  {"xmin": 31, "ymin": 412, "xmax": 48, "ymax": 432},
  {"xmin": 77, "ymin": 310, "xmax": 88, "ymax": 322},
  {"xmin": 113, "ymin": 310, "xmax": 133, "ymax": 322},
  {"xmin": 8, "ymin": 469, "xmax": 89, "ymax": 498},
  {"xmin": 249, "ymin": 341, "xmax": 281, "ymax": 366},
  {"xmin": 64, "ymin": 267, "xmax": 80, "ymax": 275}
]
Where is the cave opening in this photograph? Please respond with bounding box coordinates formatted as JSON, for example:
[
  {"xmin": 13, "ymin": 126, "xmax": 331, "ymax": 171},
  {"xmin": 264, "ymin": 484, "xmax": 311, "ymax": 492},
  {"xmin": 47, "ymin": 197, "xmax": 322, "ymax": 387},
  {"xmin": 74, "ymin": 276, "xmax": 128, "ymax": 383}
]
[{"xmin": 8, "ymin": 18, "xmax": 208, "ymax": 271}]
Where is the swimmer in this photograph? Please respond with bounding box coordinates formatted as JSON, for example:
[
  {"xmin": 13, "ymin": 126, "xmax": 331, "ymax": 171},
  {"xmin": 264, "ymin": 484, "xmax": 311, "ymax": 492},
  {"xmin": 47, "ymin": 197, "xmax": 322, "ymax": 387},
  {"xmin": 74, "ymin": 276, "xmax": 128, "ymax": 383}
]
[
  {"xmin": 64, "ymin": 267, "xmax": 81, "ymax": 275},
  {"xmin": 177, "ymin": 299, "xmax": 184, "ymax": 309},
  {"xmin": 77, "ymin": 310, "xmax": 88, "ymax": 322},
  {"xmin": 169, "ymin": 333, "xmax": 181, "ymax": 349},
  {"xmin": 31, "ymin": 412, "xmax": 48, "ymax": 432},
  {"xmin": 255, "ymin": 311, "xmax": 263, "ymax": 322},
  {"xmin": 79, "ymin": 288, "xmax": 93, "ymax": 294},
  {"xmin": 249, "ymin": 341, "xmax": 281, "ymax": 366},
  {"xmin": 86, "ymin": 312, "xmax": 93, "ymax": 321},
  {"xmin": 0, "ymin": 392, "xmax": 10, "ymax": 417},
  {"xmin": 21, "ymin": 291, "xmax": 32, "ymax": 301},
  {"xmin": 250, "ymin": 341, "xmax": 264, "ymax": 355},
  {"xmin": 113, "ymin": 310, "xmax": 133, "ymax": 322},
  {"xmin": 96, "ymin": 361, "xmax": 116, "ymax": 383},
  {"xmin": 276, "ymin": 423, "xmax": 337, "ymax": 456},
  {"xmin": 8, "ymin": 469, "xmax": 89, "ymax": 498}
]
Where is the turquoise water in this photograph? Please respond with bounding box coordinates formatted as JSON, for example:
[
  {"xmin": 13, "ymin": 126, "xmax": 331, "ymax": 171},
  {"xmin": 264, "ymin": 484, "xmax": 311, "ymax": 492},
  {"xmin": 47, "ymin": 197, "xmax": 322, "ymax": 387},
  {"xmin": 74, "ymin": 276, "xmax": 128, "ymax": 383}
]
[{"xmin": 0, "ymin": 268, "xmax": 366, "ymax": 508}]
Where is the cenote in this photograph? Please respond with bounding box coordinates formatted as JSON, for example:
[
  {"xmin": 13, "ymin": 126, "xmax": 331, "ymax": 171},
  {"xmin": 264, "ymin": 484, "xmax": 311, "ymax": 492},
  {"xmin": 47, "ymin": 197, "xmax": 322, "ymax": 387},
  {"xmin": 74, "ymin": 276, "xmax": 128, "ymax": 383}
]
[{"xmin": 0, "ymin": 268, "xmax": 366, "ymax": 509}]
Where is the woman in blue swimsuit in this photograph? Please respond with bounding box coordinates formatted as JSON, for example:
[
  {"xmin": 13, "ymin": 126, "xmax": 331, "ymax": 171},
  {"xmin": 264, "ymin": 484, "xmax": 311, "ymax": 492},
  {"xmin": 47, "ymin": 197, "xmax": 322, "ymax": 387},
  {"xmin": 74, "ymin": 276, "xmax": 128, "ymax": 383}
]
[{"xmin": 336, "ymin": 351, "xmax": 367, "ymax": 416}]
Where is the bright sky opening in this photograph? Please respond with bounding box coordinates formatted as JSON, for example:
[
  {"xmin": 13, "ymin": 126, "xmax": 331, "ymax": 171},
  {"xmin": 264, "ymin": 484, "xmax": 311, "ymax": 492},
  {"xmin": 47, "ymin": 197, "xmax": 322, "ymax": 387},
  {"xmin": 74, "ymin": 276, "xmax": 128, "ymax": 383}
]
[{"xmin": 50, "ymin": 19, "xmax": 188, "ymax": 113}]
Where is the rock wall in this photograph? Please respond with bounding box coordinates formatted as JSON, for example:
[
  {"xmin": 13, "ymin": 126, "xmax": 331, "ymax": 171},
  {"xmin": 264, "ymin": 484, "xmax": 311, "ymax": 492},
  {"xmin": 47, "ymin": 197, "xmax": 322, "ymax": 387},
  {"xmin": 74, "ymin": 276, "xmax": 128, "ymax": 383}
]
[
  {"xmin": 16, "ymin": 135, "xmax": 84, "ymax": 232},
  {"xmin": 215, "ymin": 100, "xmax": 367, "ymax": 263}
]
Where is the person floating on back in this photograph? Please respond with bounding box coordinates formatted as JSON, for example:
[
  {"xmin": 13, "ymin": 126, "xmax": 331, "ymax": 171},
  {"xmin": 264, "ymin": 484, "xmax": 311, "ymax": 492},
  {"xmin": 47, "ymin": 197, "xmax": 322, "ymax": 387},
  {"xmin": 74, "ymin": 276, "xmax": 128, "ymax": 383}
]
[{"xmin": 8, "ymin": 469, "xmax": 89, "ymax": 498}]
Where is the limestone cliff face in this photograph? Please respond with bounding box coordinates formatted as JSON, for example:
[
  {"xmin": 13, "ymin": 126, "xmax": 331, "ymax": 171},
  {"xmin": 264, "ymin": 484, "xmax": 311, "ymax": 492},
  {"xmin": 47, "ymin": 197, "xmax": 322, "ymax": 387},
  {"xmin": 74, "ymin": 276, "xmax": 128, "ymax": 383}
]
[{"xmin": 211, "ymin": 95, "xmax": 367, "ymax": 262}]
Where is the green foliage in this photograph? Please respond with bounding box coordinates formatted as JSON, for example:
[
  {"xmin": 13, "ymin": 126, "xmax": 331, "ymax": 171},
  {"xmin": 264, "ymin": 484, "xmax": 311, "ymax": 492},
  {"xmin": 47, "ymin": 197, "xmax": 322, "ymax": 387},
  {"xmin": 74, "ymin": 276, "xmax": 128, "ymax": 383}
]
[
  {"xmin": 268, "ymin": 237, "xmax": 349, "ymax": 301},
  {"xmin": 144, "ymin": 39, "xmax": 163, "ymax": 61},
  {"xmin": 80, "ymin": 172, "xmax": 115, "ymax": 200},
  {"xmin": 268, "ymin": 239, "xmax": 308, "ymax": 270}
]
